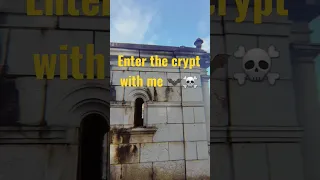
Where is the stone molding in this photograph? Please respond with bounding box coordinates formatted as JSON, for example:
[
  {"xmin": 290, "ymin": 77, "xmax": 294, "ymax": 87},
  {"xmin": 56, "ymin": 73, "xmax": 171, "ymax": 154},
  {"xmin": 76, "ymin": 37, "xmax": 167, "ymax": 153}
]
[
  {"xmin": 110, "ymin": 101, "xmax": 204, "ymax": 108},
  {"xmin": 0, "ymin": 126, "xmax": 69, "ymax": 144},
  {"xmin": 210, "ymin": 126, "xmax": 303, "ymax": 143},
  {"xmin": 291, "ymin": 43, "xmax": 320, "ymax": 63}
]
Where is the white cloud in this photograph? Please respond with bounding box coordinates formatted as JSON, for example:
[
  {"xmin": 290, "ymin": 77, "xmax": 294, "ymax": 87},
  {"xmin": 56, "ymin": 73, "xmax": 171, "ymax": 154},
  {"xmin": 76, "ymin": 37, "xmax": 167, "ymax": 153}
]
[
  {"xmin": 197, "ymin": 20, "xmax": 209, "ymax": 35},
  {"xmin": 201, "ymin": 36, "xmax": 210, "ymax": 52},
  {"xmin": 110, "ymin": 0, "xmax": 158, "ymax": 44}
]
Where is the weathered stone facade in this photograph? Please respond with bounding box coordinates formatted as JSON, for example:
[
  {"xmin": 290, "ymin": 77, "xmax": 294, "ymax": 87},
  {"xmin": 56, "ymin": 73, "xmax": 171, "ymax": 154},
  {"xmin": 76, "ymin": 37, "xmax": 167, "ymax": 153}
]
[
  {"xmin": 109, "ymin": 42, "xmax": 210, "ymax": 179},
  {"xmin": 0, "ymin": 1, "xmax": 111, "ymax": 180},
  {"xmin": 1, "ymin": 0, "xmax": 320, "ymax": 179},
  {"xmin": 210, "ymin": 1, "xmax": 320, "ymax": 180}
]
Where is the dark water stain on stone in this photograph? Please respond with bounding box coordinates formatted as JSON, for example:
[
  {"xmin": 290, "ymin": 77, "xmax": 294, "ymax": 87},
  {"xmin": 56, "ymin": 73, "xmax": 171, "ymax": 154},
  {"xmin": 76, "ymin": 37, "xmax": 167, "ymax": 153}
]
[
  {"xmin": 165, "ymin": 87, "xmax": 173, "ymax": 102},
  {"xmin": 153, "ymin": 87, "xmax": 158, "ymax": 101},
  {"xmin": 116, "ymin": 144, "xmax": 138, "ymax": 164},
  {"xmin": 145, "ymin": 88, "xmax": 152, "ymax": 101}
]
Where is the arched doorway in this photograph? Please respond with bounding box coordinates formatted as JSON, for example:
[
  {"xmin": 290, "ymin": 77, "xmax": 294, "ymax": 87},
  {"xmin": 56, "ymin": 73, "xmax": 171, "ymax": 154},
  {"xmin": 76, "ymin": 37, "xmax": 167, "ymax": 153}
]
[{"xmin": 78, "ymin": 113, "xmax": 109, "ymax": 180}]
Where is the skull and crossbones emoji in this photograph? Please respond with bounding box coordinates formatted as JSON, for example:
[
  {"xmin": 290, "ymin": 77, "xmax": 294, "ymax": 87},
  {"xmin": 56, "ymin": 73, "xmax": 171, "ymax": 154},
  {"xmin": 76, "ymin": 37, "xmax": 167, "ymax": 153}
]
[
  {"xmin": 183, "ymin": 76, "xmax": 197, "ymax": 88},
  {"xmin": 233, "ymin": 45, "xmax": 280, "ymax": 85}
]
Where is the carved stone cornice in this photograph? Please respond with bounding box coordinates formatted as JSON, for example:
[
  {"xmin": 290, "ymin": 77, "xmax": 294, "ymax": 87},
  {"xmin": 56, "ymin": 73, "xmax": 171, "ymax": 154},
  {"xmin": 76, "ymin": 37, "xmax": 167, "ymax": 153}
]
[
  {"xmin": 290, "ymin": 43, "xmax": 320, "ymax": 63},
  {"xmin": 210, "ymin": 126, "xmax": 303, "ymax": 143}
]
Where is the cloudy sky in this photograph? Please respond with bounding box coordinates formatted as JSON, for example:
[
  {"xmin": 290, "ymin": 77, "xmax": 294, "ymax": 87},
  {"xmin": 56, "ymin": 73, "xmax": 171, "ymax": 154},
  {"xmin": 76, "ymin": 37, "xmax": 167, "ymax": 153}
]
[{"xmin": 110, "ymin": 0, "xmax": 210, "ymax": 52}]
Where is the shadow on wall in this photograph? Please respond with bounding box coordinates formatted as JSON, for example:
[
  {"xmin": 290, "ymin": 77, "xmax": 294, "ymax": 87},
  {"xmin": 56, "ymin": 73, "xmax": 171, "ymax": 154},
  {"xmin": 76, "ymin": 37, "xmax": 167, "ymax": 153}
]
[
  {"xmin": 0, "ymin": 77, "xmax": 20, "ymax": 125},
  {"xmin": 309, "ymin": 16, "xmax": 320, "ymax": 100},
  {"xmin": 0, "ymin": 13, "xmax": 20, "ymax": 125}
]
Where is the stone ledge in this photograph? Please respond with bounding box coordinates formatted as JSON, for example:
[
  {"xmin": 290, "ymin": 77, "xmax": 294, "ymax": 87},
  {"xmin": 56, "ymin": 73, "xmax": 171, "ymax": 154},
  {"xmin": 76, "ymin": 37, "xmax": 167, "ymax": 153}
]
[
  {"xmin": 0, "ymin": 126, "xmax": 68, "ymax": 144},
  {"xmin": 110, "ymin": 101, "xmax": 205, "ymax": 107},
  {"xmin": 110, "ymin": 127, "xmax": 157, "ymax": 144},
  {"xmin": 291, "ymin": 43, "xmax": 320, "ymax": 62},
  {"xmin": 210, "ymin": 126, "xmax": 303, "ymax": 143}
]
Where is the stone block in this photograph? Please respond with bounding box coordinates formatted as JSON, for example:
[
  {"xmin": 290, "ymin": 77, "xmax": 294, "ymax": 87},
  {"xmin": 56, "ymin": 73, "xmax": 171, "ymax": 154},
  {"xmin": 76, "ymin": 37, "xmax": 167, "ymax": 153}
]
[
  {"xmin": 210, "ymin": 22, "xmax": 223, "ymax": 34},
  {"xmin": 15, "ymin": 77, "xmax": 46, "ymax": 125},
  {"xmin": 140, "ymin": 142, "xmax": 169, "ymax": 162},
  {"xmin": 194, "ymin": 107, "xmax": 205, "ymax": 123},
  {"xmin": 183, "ymin": 107, "xmax": 195, "ymax": 123},
  {"xmin": 139, "ymin": 71, "xmax": 167, "ymax": 87},
  {"xmin": 167, "ymin": 107, "xmax": 183, "ymax": 123},
  {"xmin": 122, "ymin": 163, "xmax": 153, "ymax": 180},
  {"xmin": 259, "ymin": 36, "xmax": 292, "ymax": 79},
  {"xmin": 59, "ymin": 16, "xmax": 110, "ymax": 30},
  {"xmin": 210, "ymin": 35, "xmax": 227, "ymax": 80},
  {"xmin": 210, "ymin": 80, "xmax": 229, "ymax": 126},
  {"xmin": 0, "ymin": 145, "xmax": 78, "ymax": 180},
  {"xmin": 153, "ymin": 124, "xmax": 184, "ymax": 142},
  {"xmin": 123, "ymin": 107, "xmax": 133, "ymax": 125},
  {"xmin": 0, "ymin": 14, "xmax": 58, "ymax": 28},
  {"xmin": 111, "ymin": 71, "xmax": 139, "ymax": 85},
  {"xmin": 130, "ymin": 134, "xmax": 153, "ymax": 144},
  {"xmin": 114, "ymin": 86, "xmax": 125, "ymax": 101},
  {"xmin": 222, "ymin": 7, "xmax": 289, "ymax": 23},
  {"xmin": 95, "ymin": 31, "xmax": 110, "ymax": 77},
  {"xmin": 110, "ymin": 108, "xmax": 124, "ymax": 125},
  {"xmin": 153, "ymin": 160, "xmax": 185, "ymax": 180},
  {"xmin": 167, "ymin": 72, "xmax": 182, "ymax": 86},
  {"xmin": 186, "ymin": 160, "xmax": 210, "ymax": 180},
  {"xmin": 225, "ymin": 35, "xmax": 258, "ymax": 77},
  {"xmin": 140, "ymin": 50, "xmax": 174, "ymax": 59},
  {"xmin": 267, "ymin": 143, "xmax": 304, "ymax": 180},
  {"xmin": 196, "ymin": 141, "xmax": 209, "ymax": 160},
  {"xmin": 0, "ymin": 29, "xmax": 9, "ymax": 65},
  {"xmin": 229, "ymin": 80, "xmax": 298, "ymax": 126},
  {"xmin": 225, "ymin": 22, "xmax": 291, "ymax": 36},
  {"xmin": 0, "ymin": 146, "xmax": 46, "ymax": 180},
  {"xmin": 168, "ymin": 142, "xmax": 184, "ymax": 160},
  {"xmin": 233, "ymin": 143, "xmax": 269, "ymax": 180},
  {"xmin": 110, "ymin": 165, "xmax": 122, "ymax": 180},
  {"xmin": 211, "ymin": 144, "xmax": 233, "ymax": 180},
  {"xmin": 185, "ymin": 142, "xmax": 197, "ymax": 160},
  {"xmin": 181, "ymin": 72, "xmax": 202, "ymax": 87},
  {"xmin": 7, "ymin": 29, "xmax": 94, "ymax": 76},
  {"xmin": 147, "ymin": 107, "xmax": 167, "ymax": 124},
  {"xmin": 110, "ymin": 144, "xmax": 140, "ymax": 164},
  {"xmin": 184, "ymin": 124, "xmax": 207, "ymax": 141},
  {"xmin": 182, "ymin": 87, "xmax": 203, "ymax": 102},
  {"xmin": 154, "ymin": 87, "xmax": 181, "ymax": 102}
]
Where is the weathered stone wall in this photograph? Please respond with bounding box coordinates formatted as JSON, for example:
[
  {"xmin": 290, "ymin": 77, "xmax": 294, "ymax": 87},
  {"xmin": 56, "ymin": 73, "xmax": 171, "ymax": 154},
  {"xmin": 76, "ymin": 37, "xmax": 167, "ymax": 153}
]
[
  {"xmin": 109, "ymin": 48, "xmax": 210, "ymax": 179},
  {"xmin": 0, "ymin": 0, "xmax": 110, "ymax": 180},
  {"xmin": 210, "ymin": 4, "xmax": 305, "ymax": 180}
]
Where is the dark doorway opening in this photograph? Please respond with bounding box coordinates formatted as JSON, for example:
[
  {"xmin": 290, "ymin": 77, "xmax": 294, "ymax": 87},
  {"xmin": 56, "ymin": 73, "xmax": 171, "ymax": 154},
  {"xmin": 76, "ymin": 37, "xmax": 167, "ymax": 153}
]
[
  {"xmin": 78, "ymin": 113, "xmax": 109, "ymax": 180},
  {"xmin": 134, "ymin": 98, "xmax": 144, "ymax": 127}
]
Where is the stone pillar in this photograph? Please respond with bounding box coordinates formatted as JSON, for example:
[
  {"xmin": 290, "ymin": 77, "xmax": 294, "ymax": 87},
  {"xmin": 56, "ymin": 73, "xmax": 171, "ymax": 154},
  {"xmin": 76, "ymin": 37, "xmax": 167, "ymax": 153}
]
[
  {"xmin": 292, "ymin": 44, "xmax": 320, "ymax": 180},
  {"xmin": 201, "ymin": 70, "xmax": 210, "ymax": 146}
]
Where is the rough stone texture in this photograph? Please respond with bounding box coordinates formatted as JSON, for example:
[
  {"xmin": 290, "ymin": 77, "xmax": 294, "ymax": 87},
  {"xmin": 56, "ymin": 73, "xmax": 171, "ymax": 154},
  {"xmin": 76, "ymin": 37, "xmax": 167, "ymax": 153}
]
[
  {"xmin": 0, "ymin": 2, "xmax": 111, "ymax": 180},
  {"xmin": 153, "ymin": 160, "xmax": 185, "ymax": 180},
  {"xmin": 110, "ymin": 38, "xmax": 211, "ymax": 179},
  {"xmin": 210, "ymin": 1, "xmax": 320, "ymax": 180},
  {"xmin": 121, "ymin": 163, "xmax": 153, "ymax": 180}
]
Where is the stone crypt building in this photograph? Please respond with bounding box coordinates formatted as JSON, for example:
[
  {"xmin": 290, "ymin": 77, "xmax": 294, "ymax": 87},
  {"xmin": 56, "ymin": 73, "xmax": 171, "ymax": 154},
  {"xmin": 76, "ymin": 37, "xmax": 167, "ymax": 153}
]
[{"xmin": 109, "ymin": 40, "xmax": 211, "ymax": 179}]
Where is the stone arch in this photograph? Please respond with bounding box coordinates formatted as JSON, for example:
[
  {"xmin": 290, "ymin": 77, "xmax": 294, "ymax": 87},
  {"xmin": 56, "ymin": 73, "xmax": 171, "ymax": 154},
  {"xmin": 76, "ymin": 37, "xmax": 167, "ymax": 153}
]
[
  {"xmin": 126, "ymin": 88, "xmax": 152, "ymax": 126},
  {"xmin": 46, "ymin": 83, "xmax": 110, "ymax": 127},
  {"xmin": 127, "ymin": 88, "xmax": 152, "ymax": 103}
]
